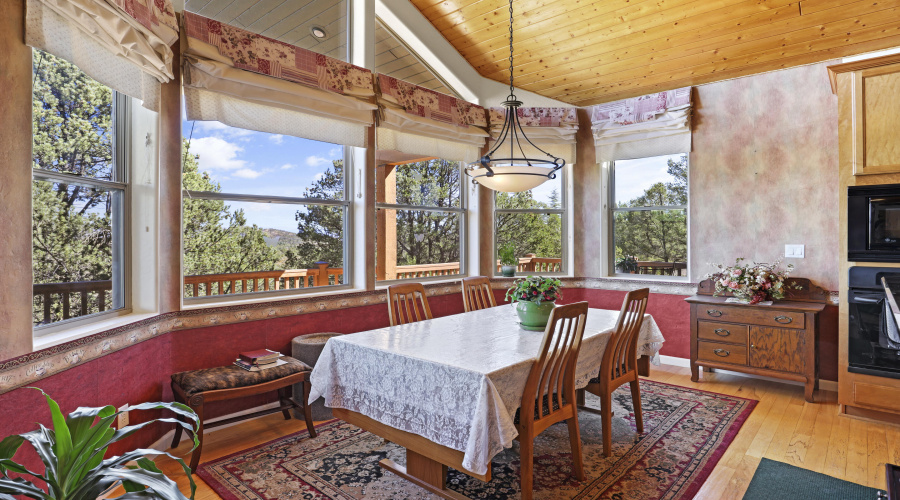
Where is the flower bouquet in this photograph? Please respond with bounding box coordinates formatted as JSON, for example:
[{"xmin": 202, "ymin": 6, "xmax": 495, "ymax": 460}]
[
  {"xmin": 506, "ymin": 276, "xmax": 562, "ymax": 331},
  {"xmin": 706, "ymin": 258, "xmax": 799, "ymax": 305}
]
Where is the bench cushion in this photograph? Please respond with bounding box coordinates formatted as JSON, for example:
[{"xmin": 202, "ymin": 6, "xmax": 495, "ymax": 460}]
[{"xmin": 172, "ymin": 356, "xmax": 312, "ymax": 396}]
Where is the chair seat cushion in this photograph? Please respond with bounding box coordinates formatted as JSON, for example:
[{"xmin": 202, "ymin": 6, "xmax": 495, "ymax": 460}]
[
  {"xmin": 514, "ymin": 393, "xmax": 562, "ymax": 424},
  {"xmin": 172, "ymin": 356, "xmax": 311, "ymax": 396}
]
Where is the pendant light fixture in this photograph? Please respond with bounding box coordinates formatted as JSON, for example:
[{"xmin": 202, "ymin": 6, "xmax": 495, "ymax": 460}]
[{"xmin": 465, "ymin": 0, "xmax": 565, "ymax": 192}]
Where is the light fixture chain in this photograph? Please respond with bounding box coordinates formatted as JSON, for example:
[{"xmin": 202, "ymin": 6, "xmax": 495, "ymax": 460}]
[{"xmin": 508, "ymin": 0, "xmax": 514, "ymax": 99}]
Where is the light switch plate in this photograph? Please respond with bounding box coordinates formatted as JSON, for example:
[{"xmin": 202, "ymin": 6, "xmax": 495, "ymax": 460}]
[{"xmin": 785, "ymin": 244, "xmax": 805, "ymax": 258}]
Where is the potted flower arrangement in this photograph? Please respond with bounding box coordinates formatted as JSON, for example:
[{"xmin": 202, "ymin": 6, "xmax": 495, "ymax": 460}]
[
  {"xmin": 0, "ymin": 389, "xmax": 200, "ymax": 500},
  {"xmin": 616, "ymin": 255, "xmax": 638, "ymax": 274},
  {"xmin": 499, "ymin": 243, "xmax": 518, "ymax": 277},
  {"xmin": 506, "ymin": 276, "xmax": 562, "ymax": 331},
  {"xmin": 706, "ymin": 258, "xmax": 799, "ymax": 305}
]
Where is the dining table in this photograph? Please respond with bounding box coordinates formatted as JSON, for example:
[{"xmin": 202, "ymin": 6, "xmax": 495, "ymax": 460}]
[{"xmin": 308, "ymin": 304, "xmax": 666, "ymax": 499}]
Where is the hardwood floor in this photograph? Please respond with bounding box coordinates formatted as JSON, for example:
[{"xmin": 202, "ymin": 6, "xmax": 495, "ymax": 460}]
[{"xmin": 155, "ymin": 363, "xmax": 895, "ymax": 499}]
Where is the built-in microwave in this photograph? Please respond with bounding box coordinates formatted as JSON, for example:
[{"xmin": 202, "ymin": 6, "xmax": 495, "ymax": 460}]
[{"xmin": 848, "ymin": 184, "xmax": 900, "ymax": 262}]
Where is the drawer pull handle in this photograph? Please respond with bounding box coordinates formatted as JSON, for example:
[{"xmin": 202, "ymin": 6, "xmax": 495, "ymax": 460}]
[
  {"xmin": 774, "ymin": 315, "xmax": 792, "ymax": 324},
  {"xmin": 713, "ymin": 348, "xmax": 730, "ymax": 357},
  {"xmin": 714, "ymin": 328, "xmax": 730, "ymax": 337},
  {"xmin": 707, "ymin": 309, "xmax": 723, "ymax": 317}
]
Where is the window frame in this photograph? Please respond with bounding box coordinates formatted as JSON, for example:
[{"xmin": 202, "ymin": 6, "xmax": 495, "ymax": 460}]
[
  {"xmin": 374, "ymin": 160, "xmax": 468, "ymax": 284},
  {"xmin": 492, "ymin": 167, "xmax": 568, "ymax": 277},
  {"xmin": 608, "ymin": 155, "xmax": 689, "ymax": 280},
  {"xmin": 181, "ymin": 144, "xmax": 354, "ymax": 304},
  {"xmin": 32, "ymin": 92, "xmax": 132, "ymax": 335}
]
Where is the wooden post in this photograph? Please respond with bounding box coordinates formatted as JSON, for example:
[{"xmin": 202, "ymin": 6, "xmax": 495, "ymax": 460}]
[
  {"xmin": 0, "ymin": 0, "xmax": 35, "ymax": 359},
  {"xmin": 364, "ymin": 125, "xmax": 377, "ymax": 291},
  {"xmin": 477, "ymin": 142, "xmax": 495, "ymax": 278},
  {"xmin": 315, "ymin": 262, "xmax": 330, "ymax": 287},
  {"xmin": 376, "ymin": 164, "xmax": 397, "ymax": 281},
  {"xmin": 158, "ymin": 41, "xmax": 182, "ymax": 313},
  {"xmin": 573, "ymin": 108, "xmax": 602, "ymax": 277}
]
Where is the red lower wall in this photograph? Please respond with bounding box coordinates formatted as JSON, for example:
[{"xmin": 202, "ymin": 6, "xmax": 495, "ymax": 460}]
[{"xmin": 0, "ymin": 288, "xmax": 838, "ymax": 474}]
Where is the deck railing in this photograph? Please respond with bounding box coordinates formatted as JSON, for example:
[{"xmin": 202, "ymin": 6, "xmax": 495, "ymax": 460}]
[
  {"xmin": 33, "ymin": 256, "xmax": 567, "ymax": 317},
  {"xmin": 636, "ymin": 261, "xmax": 687, "ymax": 276}
]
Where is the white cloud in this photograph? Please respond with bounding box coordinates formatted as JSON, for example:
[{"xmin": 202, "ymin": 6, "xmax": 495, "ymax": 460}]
[
  {"xmin": 305, "ymin": 155, "xmax": 330, "ymax": 167},
  {"xmin": 233, "ymin": 168, "xmax": 264, "ymax": 179},
  {"xmin": 313, "ymin": 172, "xmax": 325, "ymax": 181},
  {"xmin": 189, "ymin": 137, "xmax": 246, "ymax": 171},
  {"xmin": 328, "ymin": 147, "xmax": 342, "ymax": 158},
  {"xmin": 269, "ymin": 134, "xmax": 284, "ymax": 145},
  {"xmin": 195, "ymin": 121, "xmax": 254, "ymax": 138},
  {"xmin": 280, "ymin": 163, "xmax": 296, "ymax": 170}
]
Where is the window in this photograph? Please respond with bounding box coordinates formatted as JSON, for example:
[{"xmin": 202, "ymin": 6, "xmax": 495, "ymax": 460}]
[
  {"xmin": 494, "ymin": 172, "xmax": 566, "ymax": 275},
  {"xmin": 610, "ymin": 153, "xmax": 688, "ymax": 278},
  {"xmin": 32, "ymin": 49, "xmax": 128, "ymax": 328},
  {"xmin": 182, "ymin": 122, "xmax": 350, "ymax": 299},
  {"xmin": 375, "ymin": 159, "xmax": 466, "ymax": 281}
]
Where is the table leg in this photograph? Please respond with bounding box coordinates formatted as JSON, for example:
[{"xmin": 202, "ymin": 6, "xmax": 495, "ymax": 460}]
[{"xmin": 380, "ymin": 450, "xmax": 469, "ymax": 500}]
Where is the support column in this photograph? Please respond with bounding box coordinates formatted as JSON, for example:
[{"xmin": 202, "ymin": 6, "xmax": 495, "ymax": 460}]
[
  {"xmin": 0, "ymin": 0, "xmax": 34, "ymax": 359},
  {"xmin": 363, "ymin": 125, "xmax": 377, "ymax": 290},
  {"xmin": 375, "ymin": 164, "xmax": 397, "ymax": 281},
  {"xmin": 573, "ymin": 108, "xmax": 602, "ymax": 277},
  {"xmin": 158, "ymin": 43, "xmax": 182, "ymax": 313},
  {"xmin": 477, "ymin": 143, "xmax": 495, "ymax": 278}
]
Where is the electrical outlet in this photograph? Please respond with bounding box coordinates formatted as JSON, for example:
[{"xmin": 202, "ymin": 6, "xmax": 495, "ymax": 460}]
[
  {"xmin": 785, "ymin": 244, "xmax": 805, "ymax": 258},
  {"xmin": 117, "ymin": 405, "xmax": 129, "ymax": 428}
]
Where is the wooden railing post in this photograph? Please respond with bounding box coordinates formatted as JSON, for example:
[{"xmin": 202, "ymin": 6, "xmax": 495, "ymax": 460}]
[{"xmin": 315, "ymin": 262, "xmax": 330, "ymax": 287}]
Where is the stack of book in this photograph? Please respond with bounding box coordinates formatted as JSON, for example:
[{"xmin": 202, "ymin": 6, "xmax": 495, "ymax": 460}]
[{"xmin": 234, "ymin": 349, "xmax": 286, "ymax": 372}]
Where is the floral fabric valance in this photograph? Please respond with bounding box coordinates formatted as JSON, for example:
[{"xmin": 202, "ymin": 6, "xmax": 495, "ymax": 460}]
[
  {"xmin": 25, "ymin": 0, "xmax": 180, "ymax": 110},
  {"xmin": 375, "ymin": 75, "xmax": 488, "ymax": 161},
  {"xmin": 181, "ymin": 12, "xmax": 377, "ymax": 148},
  {"xmin": 590, "ymin": 87, "xmax": 692, "ymax": 162},
  {"xmin": 377, "ymin": 74, "xmax": 487, "ymax": 129},
  {"xmin": 183, "ymin": 12, "xmax": 374, "ymax": 98},
  {"xmin": 487, "ymin": 107, "xmax": 580, "ymax": 163}
]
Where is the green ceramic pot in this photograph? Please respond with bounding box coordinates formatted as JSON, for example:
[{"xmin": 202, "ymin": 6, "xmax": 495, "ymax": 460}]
[
  {"xmin": 500, "ymin": 265, "xmax": 517, "ymax": 277},
  {"xmin": 516, "ymin": 300, "xmax": 556, "ymax": 331}
]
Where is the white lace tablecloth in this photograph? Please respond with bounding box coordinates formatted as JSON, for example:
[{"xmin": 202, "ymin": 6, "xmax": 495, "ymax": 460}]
[{"xmin": 308, "ymin": 306, "xmax": 665, "ymax": 476}]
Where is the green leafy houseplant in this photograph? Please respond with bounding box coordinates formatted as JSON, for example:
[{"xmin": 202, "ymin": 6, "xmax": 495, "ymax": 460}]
[
  {"xmin": 498, "ymin": 244, "xmax": 518, "ymax": 277},
  {"xmin": 506, "ymin": 276, "xmax": 563, "ymax": 331},
  {"xmin": 0, "ymin": 389, "xmax": 200, "ymax": 500}
]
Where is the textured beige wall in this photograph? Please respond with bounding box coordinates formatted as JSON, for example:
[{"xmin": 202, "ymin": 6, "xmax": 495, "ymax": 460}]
[{"xmin": 690, "ymin": 62, "xmax": 840, "ymax": 291}]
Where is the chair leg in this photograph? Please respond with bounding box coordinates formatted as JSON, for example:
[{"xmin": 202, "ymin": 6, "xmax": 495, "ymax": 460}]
[
  {"xmin": 576, "ymin": 388, "xmax": 585, "ymax": 406},
  {"xmin": 520, "ymin": 436, "xmax": 534, "ymax": 500},
  {"xmin": 277, "ymin": 387, "xmax": 292, "ymax": 420},
  {"xmin": 302, "ymin": 380, "xmax": 317, "ymax": 438},
  {"xmin": 601, "ymin": 391, "xmax": 613, "ymax": 457},
  {"xmin": 188, "ymin": 402, "xmax": 204, "ymax": 473},
  {"xmin": 630, "ymin": 378, "xmax": 644, "ymax": 434},
  {"xmin": 566, "ymin": 416, "xmax": 586, "ymax": 481}
]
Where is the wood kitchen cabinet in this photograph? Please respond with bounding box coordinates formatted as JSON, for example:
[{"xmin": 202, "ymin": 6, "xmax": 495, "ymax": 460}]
[{"xmin": 686, "ymin": 278, "xmax": 827, "ymax": 403}]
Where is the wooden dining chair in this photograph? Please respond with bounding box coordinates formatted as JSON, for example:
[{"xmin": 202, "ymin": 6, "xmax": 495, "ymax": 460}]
[
  {"xmin": 386, "ymin": 283, "xmax": 433, "ymax": 326},
  {"xmin": 461, "ymin": 276, "xmax": 496, "ymax": 312},
  {"xmin": 515, "ymin": 301, "xmax": 589, "ymax": 500},
  {"xmin": 580, "ymin": 288, "xmax": 649, "ymax": 457}
]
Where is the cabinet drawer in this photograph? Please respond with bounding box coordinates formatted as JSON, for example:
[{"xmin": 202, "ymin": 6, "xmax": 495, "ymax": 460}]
[
  {"xmin": 853, "ymin": 382, "xmax": 900, "ymax": 413},
  {"xmin": 699, "ymin": 305, "xmax": 805, "ymax": 329},
  {"xmin": 698, "ymin": 321, "xmax": 748, "ymax": 344},
  {"xmin": 697, "ymin": 341, "xmax": 748, "ymax": 366}
]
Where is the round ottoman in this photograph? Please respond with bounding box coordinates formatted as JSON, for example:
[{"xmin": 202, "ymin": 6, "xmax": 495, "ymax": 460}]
[{"xmin": 292, "ymin": 333, "xmax": 343, "ymax": 420}]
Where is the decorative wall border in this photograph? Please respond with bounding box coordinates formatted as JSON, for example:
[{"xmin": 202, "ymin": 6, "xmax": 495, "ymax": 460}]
[{"xmin": 0, "ymin": 278, "xmax": 836, "ymax": 396}]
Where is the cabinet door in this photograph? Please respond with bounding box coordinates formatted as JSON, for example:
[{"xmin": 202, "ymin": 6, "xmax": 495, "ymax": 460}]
[
  {"xmin": 850, "ymin": 63, "xmax": 900, "ymax": 175},
  {"xmin": 749, "ymin": 326, "xmax": 805, "ymax": 374}
]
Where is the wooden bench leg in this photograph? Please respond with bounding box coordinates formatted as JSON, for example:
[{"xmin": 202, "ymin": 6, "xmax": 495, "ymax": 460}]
[
  {"xmin": 170, "ymin": 381, "xmax": 185, "ymax": 448},
  {"xmin": 277, "ymin": 386, "xmax": 292, "ymax": 420},
  {"xmin": 188, "ymin": 398, "xmax": 204, "ymax": 473}
]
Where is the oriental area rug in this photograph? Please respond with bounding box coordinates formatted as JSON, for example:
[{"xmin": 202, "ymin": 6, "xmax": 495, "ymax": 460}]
[{"xmin": 197, "ymin": 380, "xmax": 756, "ymax": 500}]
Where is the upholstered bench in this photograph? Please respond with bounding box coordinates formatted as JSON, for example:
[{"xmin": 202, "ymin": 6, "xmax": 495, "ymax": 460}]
[{"xmin": 170, "ymin": 356, "xmax": 317, "ymax": 472}]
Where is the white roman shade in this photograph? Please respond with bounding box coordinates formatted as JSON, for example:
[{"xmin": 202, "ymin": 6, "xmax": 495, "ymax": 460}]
[
  {"xmin": 590, "ymin": 87, "xmax": 692, "ymax": 162},
  {"xmin": 376, "ymin": 74, "xmax": 489, "ymax": 161},
  {"xmin": 25, "ymin": 0, "xmax": 179, "ymax": 110},
  {"xmin": 488, "ymin": 107, "xmax": 579, "ymax": 162},
  {"xmin": 182, "ymin": 12, "xmax": 377, "ymax": 148}
]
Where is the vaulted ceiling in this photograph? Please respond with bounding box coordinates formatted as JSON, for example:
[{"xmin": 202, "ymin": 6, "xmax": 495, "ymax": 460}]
[{"xmin": 409, "ymin": 0, "xmax": 900, "ymax": 106}]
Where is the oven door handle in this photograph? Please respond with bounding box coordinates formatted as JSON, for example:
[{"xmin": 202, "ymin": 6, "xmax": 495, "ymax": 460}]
[{"xmin": 853, "ymin": 296, "xmax": 882, "ymax": 303}]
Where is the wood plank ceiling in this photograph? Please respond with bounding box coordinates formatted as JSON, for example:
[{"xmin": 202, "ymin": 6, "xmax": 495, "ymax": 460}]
[
  {"xmin": 409, "ymin": 0, "xmax": 900, "ymax": 106},
  {"xmin": 376, "ymin": 21, "xmax": 457, "ymax": 95}
]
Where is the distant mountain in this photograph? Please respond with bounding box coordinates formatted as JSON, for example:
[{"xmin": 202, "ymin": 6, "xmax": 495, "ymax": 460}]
[{"xmin": 261, "ymin": 228, "xmax": 300, "ymax": 247}]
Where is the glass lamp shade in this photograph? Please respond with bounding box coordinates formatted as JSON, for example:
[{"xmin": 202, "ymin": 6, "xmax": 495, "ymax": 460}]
[{"xmin": 466, "ymin": 165, "xmax": 553, "ymax": 192}]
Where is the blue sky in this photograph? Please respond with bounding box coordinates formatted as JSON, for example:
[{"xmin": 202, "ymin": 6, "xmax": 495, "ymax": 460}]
[{"xmin": 182, "ymin": 119, "xmax": 342, "ymax": 231}]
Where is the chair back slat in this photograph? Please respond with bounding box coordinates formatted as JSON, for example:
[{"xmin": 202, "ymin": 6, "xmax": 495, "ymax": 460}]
[
  {"xmin": 520, "ymin": 302, "xmax": 589, "ymax": 424},
  {"xmin": 387, "ymin": 283, "xmax": 433, "ymax": 326},
  {"xmin": 602, "ymin": 288, "xmax": 649, "ymax": 383},
  {"xmin": 461, "ymin": 276, "xmax": 496, "ymax": 312}
]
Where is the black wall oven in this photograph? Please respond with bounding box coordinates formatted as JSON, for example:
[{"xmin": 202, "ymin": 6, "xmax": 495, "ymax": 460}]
[
  {"xmin": 849, "ymin": 184, "xmax": 900, "ymax": 262},
  {"xmin": 848, "ymin": 267, "xmax": 900, "ymax": 379}
]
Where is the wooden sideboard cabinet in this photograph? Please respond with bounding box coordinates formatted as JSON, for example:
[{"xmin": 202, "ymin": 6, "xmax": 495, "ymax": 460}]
[{"xmin": 686, "ymin": 278, "xmax": 827, "ymax": 403}]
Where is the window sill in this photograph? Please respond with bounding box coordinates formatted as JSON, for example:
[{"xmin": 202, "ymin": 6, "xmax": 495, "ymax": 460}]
[
  {"xmin": 33, "ymin": 311, "xmax": 157, "ymax": 352},
  {"xmin": 606, "ymin": 273, "xmax": 692, "ymax": 285},
  {"xmin": 181, "ymin": 285, "xmax": 364, "ymax": 311}
]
